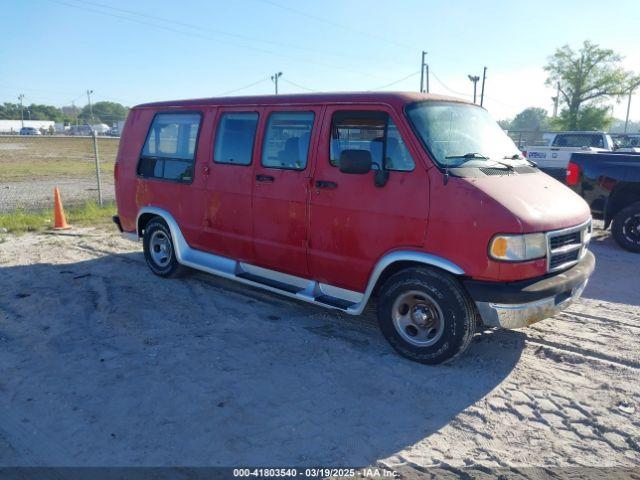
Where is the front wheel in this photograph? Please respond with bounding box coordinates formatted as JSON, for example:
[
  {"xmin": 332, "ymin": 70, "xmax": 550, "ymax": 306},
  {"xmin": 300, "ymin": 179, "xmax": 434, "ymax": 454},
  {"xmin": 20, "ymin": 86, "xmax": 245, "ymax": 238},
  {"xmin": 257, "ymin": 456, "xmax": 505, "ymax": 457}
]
[
  {"xmin": 377, "ymin": 267, "xmax": 477, "ymax": 364},
  {"xmin": 612, "ymin": 201, "xmax": 640, "ymax": 253}
]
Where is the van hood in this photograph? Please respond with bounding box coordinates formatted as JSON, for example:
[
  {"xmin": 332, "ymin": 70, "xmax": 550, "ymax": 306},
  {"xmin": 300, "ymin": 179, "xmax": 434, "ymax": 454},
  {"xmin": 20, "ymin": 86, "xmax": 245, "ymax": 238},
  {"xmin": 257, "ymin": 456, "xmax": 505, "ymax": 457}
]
[{"xmin": 464, "ymin": 171, "xmax": 591, "ymax": 232}]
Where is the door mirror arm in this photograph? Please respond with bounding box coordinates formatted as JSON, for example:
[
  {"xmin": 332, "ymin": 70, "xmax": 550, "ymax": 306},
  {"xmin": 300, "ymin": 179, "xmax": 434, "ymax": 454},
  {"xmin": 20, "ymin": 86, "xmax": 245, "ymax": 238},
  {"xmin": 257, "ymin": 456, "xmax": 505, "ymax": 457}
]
[{"xmin": 374, "ymin": 169, "xmax": 389, "ymax": 187}]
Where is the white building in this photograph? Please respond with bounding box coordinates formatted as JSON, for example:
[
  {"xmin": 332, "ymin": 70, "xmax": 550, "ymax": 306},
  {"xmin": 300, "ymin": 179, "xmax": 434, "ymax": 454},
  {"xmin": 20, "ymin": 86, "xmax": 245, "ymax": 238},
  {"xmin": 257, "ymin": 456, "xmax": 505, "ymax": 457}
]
[{"xmin": 0, "ymin": 120, "xmax": 55, "ymax": 134}]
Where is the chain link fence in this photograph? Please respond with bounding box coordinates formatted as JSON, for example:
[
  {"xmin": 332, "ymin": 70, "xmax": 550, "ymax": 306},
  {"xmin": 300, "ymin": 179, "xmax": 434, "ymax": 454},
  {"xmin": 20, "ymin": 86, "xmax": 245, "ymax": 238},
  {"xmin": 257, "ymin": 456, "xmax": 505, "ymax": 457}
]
[{"xmin": 0, "ymin": 136, "xmax": 118, "ymax": 213}]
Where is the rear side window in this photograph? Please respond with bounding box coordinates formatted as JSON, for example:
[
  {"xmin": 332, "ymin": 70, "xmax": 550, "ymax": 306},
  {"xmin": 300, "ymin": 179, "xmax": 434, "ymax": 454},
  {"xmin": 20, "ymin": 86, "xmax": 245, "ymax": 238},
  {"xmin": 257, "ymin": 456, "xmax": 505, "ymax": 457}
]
[
  {"xmin": 262, "ymin": 112, "xmax": 314, "ymax": 170},
  {"xmin": 330, "ymin": 111, "xmax": 414, "ymax": 171},
  {"xmin": 214, "ymin": 112, "xmax": 259, "ymax": 165},
  {"xmin": 552, "ymin": 134, "xmax": 604, "ymax": 148},
  {"xmin": 138, "ymin": 112, "xmax": 201, "ymax": 183}
]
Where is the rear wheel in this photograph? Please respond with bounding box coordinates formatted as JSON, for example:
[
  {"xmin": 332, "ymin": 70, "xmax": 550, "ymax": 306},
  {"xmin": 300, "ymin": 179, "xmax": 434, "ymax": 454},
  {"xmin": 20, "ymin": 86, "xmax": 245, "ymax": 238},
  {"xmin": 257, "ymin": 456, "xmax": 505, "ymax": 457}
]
[
  {"xmin": 612, "ymin": 201, "xmax": 640, "ymax": 253},
  {"xmin": 142, "ymin": 218, "xmax": 186, "ymax": 277},
  {"xmin": 377, "ymin": 267, "xmax": 476, "ymax": 364}
]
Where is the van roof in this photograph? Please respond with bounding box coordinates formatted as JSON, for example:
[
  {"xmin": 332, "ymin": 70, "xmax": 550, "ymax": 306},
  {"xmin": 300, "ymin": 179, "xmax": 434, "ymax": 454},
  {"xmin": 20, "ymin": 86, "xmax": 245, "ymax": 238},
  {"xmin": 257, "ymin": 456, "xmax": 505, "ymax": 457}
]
[{"xmin": 135, "ymin": 91, "xmax": 472, "ymax": 110}]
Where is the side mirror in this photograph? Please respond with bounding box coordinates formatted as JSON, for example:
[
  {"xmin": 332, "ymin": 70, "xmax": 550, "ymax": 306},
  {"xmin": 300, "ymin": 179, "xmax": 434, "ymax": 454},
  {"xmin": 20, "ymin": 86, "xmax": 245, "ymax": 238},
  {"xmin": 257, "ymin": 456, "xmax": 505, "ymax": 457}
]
[{"xmin": 339, "ymin": 149, "xmax": 372, "ymax": 174}]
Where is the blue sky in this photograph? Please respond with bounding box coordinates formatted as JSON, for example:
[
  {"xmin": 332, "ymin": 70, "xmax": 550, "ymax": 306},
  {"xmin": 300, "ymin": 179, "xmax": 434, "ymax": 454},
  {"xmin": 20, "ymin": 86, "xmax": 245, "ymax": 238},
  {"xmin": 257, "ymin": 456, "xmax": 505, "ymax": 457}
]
[{"xmin": 1, "ymin": 0, "xmax": 639, "ymax": 120}]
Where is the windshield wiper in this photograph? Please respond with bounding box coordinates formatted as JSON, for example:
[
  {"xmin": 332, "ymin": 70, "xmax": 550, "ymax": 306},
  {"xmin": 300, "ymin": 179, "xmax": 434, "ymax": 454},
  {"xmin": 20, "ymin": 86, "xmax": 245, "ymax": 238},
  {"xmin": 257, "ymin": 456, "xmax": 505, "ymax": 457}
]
[
  {"xmin": 445, "ymin": 152, "xmax": 490, "ymax": 160},
  {"xmin": 493, "ymin": 160, "xmax": 515, "ymax": 171},
  {"xmin": 503, "ymin": 153, "xmax": 538, "ymax": 168}
]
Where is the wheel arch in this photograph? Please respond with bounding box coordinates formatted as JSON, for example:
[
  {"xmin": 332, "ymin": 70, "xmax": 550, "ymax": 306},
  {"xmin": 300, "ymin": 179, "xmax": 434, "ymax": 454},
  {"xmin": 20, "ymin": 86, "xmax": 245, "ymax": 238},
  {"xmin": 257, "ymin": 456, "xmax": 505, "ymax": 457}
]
[
  {"xmin": 356, "ymin": 251, "xmax": 465, "ymax": 313},
  {"xmin": 605, "ymin": 182, "xmax": 640, "ymax": 228},
  {"xmin": 136, "ymin": 206, "xmax": 188, "ymax": 262}
]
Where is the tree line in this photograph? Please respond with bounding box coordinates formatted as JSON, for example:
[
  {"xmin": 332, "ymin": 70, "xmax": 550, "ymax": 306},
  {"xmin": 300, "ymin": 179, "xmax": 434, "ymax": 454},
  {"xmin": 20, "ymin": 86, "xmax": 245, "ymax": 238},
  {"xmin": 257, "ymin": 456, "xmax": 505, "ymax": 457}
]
[{"xmin": 0, "ymin": 101, "xmax": 129, "ymax": 126}]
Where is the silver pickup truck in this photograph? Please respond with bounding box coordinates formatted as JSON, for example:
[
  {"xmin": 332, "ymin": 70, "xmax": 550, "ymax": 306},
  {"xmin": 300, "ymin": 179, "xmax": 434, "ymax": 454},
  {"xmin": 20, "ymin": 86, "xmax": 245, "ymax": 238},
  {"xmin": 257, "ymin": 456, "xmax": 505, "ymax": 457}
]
[{"xmin": 525, "ymin": 131, "xmax": 615, "ymax": 182}]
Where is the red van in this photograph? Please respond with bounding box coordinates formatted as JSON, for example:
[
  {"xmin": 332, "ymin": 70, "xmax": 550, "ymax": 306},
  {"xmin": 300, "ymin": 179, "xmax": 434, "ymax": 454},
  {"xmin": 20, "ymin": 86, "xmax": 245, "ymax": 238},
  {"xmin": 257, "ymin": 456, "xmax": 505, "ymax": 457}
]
[{"xmin": 113, "ymin": 92, "xmax": 595, "ymax": 364}]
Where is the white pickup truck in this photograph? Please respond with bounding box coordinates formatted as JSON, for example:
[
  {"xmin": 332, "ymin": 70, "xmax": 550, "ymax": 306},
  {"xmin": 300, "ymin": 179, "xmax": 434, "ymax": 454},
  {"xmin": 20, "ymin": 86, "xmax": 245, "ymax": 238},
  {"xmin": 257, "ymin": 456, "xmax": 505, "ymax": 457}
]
[{"xmin": 525, "ymin": 131, "xmax": 615, "ymax": 182}]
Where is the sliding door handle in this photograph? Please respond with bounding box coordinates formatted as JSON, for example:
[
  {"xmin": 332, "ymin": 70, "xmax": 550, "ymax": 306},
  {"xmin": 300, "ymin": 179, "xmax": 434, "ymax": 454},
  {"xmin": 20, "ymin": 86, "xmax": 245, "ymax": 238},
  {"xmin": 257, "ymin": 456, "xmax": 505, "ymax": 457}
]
[
  {"xmin": 256, "ymin": 174, "xmax": 275, "ymax": 183},
  {"xmin": 315, "ymin": 180, "xmax": 338, "ymax": 189}
]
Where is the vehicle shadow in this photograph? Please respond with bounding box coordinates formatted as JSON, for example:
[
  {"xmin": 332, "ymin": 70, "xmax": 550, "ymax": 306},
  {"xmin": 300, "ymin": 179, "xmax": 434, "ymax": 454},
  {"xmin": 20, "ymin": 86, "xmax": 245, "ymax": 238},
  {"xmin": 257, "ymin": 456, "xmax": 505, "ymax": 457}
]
[{"xmin": 0, "ymin": 252, "xmax": 524, "ymax": 467}]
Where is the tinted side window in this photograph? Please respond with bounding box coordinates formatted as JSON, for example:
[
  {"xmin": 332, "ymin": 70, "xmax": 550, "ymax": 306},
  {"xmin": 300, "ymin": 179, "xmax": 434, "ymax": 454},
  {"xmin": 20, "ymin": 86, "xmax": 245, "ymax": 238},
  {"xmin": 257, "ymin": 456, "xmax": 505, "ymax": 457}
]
[
  {"xmin": 138, "ymin": 113, "xmax": 201, "ymax": 182},
  {"xmin": 214, "ymin": 112, "xmax": 259, "ymax": 165},
  {"xmin": 262, "ymin": 112, "xmax": 314, "ymax": 170},
  {"xmin": 330, "ymin": 111, "xmax": 414, "ymax": 171},
  {"xmin": 553, "ymin": 134, "xmax": 604, "ymax": 148}
]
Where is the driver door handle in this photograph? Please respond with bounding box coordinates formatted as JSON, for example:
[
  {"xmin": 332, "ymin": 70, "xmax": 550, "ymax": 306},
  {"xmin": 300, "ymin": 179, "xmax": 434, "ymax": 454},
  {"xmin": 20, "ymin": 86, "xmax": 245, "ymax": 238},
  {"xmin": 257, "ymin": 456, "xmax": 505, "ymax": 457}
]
[
  {"xmin": 256, "ymin": 174, "xmax": 275, "ymax": 183},
  {"xmin": 315, "ymin": 180, "xmax": 338, "ymax": 189}
]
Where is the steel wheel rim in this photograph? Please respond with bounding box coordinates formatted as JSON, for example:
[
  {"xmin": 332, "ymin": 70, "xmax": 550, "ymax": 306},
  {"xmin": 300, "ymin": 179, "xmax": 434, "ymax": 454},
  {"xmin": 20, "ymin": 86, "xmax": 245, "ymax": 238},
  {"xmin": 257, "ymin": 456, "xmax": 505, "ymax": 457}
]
[
  {"xmin": 149, "ymin": 230, "xmax": 172, "ymax": 267},
  {"xmin": 391, "ymin": 290, "xmax": 445, "ymax": 347},
  {"xmin": 622, "ymin": 213, "xmax": 640, "ymax": 245}
]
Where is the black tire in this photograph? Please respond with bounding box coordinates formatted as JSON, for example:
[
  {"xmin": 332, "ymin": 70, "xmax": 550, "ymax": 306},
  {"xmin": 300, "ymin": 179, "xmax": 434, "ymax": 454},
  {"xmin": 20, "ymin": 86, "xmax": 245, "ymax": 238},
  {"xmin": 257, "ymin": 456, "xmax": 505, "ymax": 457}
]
[
  {"xmin": 142, "ymin": 217, "xmax": 186, "ymax": 278},
  {"xmin": 612, "ymin": 201, "xmax": 640, "ymax": 253},
  {"xmin": 377, "ymin": 267, "xmax": 477, "ymax": 365}
]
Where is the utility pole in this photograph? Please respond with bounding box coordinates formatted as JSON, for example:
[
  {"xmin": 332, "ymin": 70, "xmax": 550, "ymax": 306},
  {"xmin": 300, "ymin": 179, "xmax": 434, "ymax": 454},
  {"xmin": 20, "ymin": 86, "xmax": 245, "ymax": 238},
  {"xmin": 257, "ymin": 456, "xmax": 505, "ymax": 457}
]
[
  {"xmin": 468, "ymin": 75, "xmax": 480, "ymax": 104},
  {"xmin": 624, "ymin": 82, "xmax": 640, "ymax": 134},
  {"xmin": 86, "ymin": 89, "xmax": 95, "ymax": 126},
  {"xmin": 480, "ymin": 67, "xmax": 487, "ymax": 107},
  {"xmin": 420, "ymin": 51, "xmax": 427, "ymax": 93},
  {"xmin": 552, "ymin": 82, "xmax": 560, "ymax": 117},
  {"xmin": 72, "ymin": 101, "xmax": 78, "ymax": 126},
  {"xmin": 18, "ymin": 94, "xmax": 25, "ymax": 128},
  {"xmin": 425, "ymin": 63, "xmax": 430, "ymax": 93},
  {"xmin": 271, "ymin": 72, "xmax": 282, "ymax": 95}
]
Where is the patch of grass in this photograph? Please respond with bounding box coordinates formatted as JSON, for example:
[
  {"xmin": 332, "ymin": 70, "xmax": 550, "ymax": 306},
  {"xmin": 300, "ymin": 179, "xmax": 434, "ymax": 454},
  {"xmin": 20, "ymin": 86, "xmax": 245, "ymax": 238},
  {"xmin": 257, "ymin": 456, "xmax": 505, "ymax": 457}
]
[
  {"xmin": 0, "ymin": 136, "xmax": 119, "ymax": 182},
  {"xmin": 0, "ymin": 201, "xmax": 116, "ymax": 233},
  {"xmin": 0, "ymin": 159, "xmax": 115, "ymax": 181}
]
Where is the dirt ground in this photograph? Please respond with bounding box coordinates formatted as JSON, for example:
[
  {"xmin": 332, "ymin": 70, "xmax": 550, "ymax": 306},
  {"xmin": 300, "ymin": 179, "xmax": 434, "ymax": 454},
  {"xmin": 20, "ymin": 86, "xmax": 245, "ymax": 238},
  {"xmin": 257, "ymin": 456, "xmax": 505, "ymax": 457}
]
[{"xmin": 0, "ymin": 225, "xmax": 638, "ymax": 472}]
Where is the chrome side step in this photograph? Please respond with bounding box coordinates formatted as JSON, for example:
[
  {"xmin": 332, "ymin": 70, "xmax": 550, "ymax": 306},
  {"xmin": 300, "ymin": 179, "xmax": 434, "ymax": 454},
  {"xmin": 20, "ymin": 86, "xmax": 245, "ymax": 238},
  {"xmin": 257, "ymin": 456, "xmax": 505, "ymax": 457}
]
[
  {"xmin": 236, "ymin": 272, "xmax": 305, "ymax": 295},
  {"xmin": 315, "ymin": 295, "xmax": 357, "ymax": 310},
  {"xmin": 133, "ymin": 206, "xmax": 468, "ymax": 316},
  {"xmin": 164, "ymin": 227, "xmax": 365, "ymax": 314}
]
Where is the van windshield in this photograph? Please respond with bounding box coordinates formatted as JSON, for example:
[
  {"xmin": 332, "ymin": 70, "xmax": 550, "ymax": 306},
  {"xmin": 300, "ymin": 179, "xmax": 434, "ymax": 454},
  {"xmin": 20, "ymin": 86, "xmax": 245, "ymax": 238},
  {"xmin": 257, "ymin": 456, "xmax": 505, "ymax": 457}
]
[{"xmin": 406, "ymin": 101, "xmax": 522, "ymax": 168}]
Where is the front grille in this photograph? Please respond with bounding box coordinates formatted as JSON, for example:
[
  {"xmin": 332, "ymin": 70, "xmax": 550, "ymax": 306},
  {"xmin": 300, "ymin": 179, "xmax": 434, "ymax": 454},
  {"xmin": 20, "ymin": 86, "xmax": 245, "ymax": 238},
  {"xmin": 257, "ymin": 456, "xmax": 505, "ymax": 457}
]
[
  {"xmin": 549, "ymin": 250, "xmax": 580, "ymax": 269},
  {"xmin": 550, "ymin": 231, "xmax": 581, "ymax": 249},
  {"xmin": 546, "ymin": 220, "xmax": 591, "ymax": 273}
]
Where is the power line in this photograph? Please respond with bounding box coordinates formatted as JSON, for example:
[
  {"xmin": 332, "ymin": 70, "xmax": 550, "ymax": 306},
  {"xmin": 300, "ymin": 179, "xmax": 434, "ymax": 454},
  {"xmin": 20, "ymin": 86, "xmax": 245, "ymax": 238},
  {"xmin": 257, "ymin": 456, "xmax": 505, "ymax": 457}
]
[
  {"xmin": 430, "ymin": 69, "xmax": 519, "ymax": 109},
  {"xmin": 45, "ymin": 0, "xmax": 387, "ymax": 80},
  {"xmin": 64, "ymin": 0, "xmax": 385, "ymax": 63},
  {"xmin": 0, "ymin": 84, "xmax": 79, "ymax": 96},
  {"xmin": 429, "ymin": 70, "xmax": 471, "ymax": 98},
  {"xmin": 218, "ymin": 77, "xmax": 271, "ymax": 96},
  {"xmin": 372, "ymin": 71, "xmax": 421, "ymax": 91},
  {"xmin": 281, "ymin": 79, "xmax": 317, "ymax": 92},
  {"xmin": 256, "ymin": 0, "xmax": 414, "ymax": 50}
]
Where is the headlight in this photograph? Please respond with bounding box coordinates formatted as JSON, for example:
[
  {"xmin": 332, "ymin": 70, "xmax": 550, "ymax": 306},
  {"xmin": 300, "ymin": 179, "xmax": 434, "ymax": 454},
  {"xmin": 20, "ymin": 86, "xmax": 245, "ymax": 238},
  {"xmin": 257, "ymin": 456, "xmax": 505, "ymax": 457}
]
[{"xmin": 489, "ymin": 233, "xmax": 547, "ymax": 261}]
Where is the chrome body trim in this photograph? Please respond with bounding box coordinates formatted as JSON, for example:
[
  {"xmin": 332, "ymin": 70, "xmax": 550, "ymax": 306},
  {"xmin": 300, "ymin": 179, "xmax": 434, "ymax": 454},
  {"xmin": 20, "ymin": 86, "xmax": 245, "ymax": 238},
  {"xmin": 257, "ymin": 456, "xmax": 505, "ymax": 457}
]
[
  {"xmin": 135, "ymin": 207, "xmax": 465, "ymax": 315},
  {"xmin": 476, "ymin": 279, "xmax": 588, "ymax": 329},
  {"xmin": 545, "ymin": 218, "xmax": 592, "ymax": 273},
  {"xmin": 355, "ymin": 250, "xmax": 465, "ymax": 314}
]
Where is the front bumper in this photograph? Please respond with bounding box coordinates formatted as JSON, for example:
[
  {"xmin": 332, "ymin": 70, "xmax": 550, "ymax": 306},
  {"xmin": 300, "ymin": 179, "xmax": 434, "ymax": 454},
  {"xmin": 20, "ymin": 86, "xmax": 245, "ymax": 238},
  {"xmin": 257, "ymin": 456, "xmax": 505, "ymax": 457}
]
[{"xmin": 464, "ymin": 251, "xmax": 595, "ymax": 329}]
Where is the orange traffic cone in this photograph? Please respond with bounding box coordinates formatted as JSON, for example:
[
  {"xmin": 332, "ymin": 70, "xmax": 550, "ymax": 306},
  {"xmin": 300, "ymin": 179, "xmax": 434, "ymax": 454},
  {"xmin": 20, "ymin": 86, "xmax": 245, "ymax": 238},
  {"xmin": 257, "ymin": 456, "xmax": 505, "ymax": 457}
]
[{"xmin": 53, "ymin": 187, "xmax": 71, "ymax": 230}]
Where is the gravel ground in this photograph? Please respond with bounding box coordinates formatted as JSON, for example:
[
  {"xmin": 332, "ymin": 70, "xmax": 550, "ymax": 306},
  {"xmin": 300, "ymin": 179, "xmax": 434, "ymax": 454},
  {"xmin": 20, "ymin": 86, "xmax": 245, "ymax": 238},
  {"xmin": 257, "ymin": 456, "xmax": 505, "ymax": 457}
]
[
  {"xmin": 0, "ymin": 177, "xmax": 114, "ymax": 212},
  {"xmin": 0, "ymin": 226, "xmax": 638, "ymax": 474}
]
